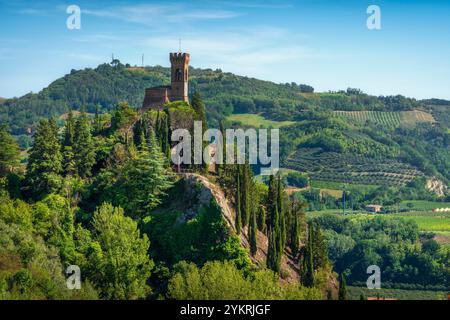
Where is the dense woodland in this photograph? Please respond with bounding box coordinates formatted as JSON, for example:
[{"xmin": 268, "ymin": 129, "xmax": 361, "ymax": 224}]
[
  {"xmin": 0, "ymin": 61, "xmax": 449, "ymax": 299},
  {"xmin": 0, "ymin": 96, "xmax": 338, "ymax": 299}
]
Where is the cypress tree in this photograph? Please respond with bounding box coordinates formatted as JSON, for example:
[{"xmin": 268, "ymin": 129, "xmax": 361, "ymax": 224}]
[
  {"xmin": 235, "ymin": 169, "xmax": 242, "ymax": 234},
  {"xmin": 256, "ymin": 205, "xmax": 266, "ymax": 234},
  {"xmin": 191, "ymin": 92, "xmax": 207, "ymax": 127},
  {"xmin": 249, "ymin": 205, "xmax": 257, "ymax": 256},
  {"xmin": 267, "ymin": 175, "xmax": 277, "ymax": 228},
  {"xmin": 290, "ymin": 205, "xmax": 300, "ymax": 256},
  {"xmin": 277, "ymin": 175, "xmax": 286, "ymax": 249},
  {"xmin": 312, "ymin": 223, "xmax": 328, "ymax": 270},
  {"xmin": 267, "ymin": 204, "xmax": 282, "ymax": 273},
  {"xmin": 241, "ymin": 164, "xmax": 251, "ymax": 227},
  {"xmin": 218, "ymin": 120, "xmax": 225, "ymax": 175},
  {"xmin": 301, "ymin": 223, "xmax": 315, "ymax": 287},
  {"xmin": 338, "ymin": 273, "xmax": 347, "ymax": 300}
]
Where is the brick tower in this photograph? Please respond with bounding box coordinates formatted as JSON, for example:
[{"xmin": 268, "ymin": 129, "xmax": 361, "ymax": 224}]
[{"xmin": 169, "ymin": 52, "xmax": 190, "ymax": 102}]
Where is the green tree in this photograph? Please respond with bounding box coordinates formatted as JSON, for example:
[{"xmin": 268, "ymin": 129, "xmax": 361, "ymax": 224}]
[
  {"xmin": 290, "ymin": 201, "xmax": 301, "ymax": 256},
  {"xmin": 118, "ymin": 129, "xmax": 173, "ymax": 219},
  {"xmin": 0, "ymin": 125, "xmax": 20, "ymax": 177},
  {"xmin": 25, "ymin": 119, "xmax": 62, "ymax": 199},
  {"xmin": 301, "ymin": 223, "xmax": 315, "ymax": 287},
  {"xmin": 73, "ymin": 113, "xmax": 96, "ymax": 178},
  {"xmin": 338, "ymin": 273, "xmax": 347, "ymax": 300},
  {"xmin": 94, "ymin": 105, "xmax": 102, "ymax": 134},
  {"xmin": 249, "ymin": 205, "xmax": 257, "ymax": 256},
  {"xmin": 90, "ymin": 203, "xmax": 154, "ymax": 299},
  {"xmin": 191, "ymin": 92, "xmax": 207, "ymax": 127},
  {"xmin": 257, "ymin": 205, "xmax": 266, "ymax": 234},
  {"xmin": 235, "ymin": 169, "xmax": 242, "ymax": 234},
  {"xmin": 267, "ymin": 205, "xmax": 282, "ymax": 273}
]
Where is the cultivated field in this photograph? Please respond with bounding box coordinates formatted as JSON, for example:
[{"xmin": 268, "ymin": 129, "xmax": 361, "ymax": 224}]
[
  {"xmin": 334, "ymin": 110, "xmax": 435, "ymax": 127},
  {"xmin": 285, "ymin": 148, "xmax": 423, "ymax": 186},
  {"xmin": 348, "ymin": 286, "xmax": 447, "ymax": 300}
]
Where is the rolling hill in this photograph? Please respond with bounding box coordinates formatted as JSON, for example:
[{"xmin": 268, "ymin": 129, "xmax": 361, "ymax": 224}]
[{"xmin": 1, "ymin": 60, "xmax": 449, "ymax": 190}]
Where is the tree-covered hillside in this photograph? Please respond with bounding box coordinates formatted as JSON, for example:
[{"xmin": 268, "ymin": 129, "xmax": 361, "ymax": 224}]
[
  {"xmin": 1, "ymin": 60, "xmax": 448, "ymax": 190},
  {"xmin": 0, "ymin": 60, "xmax": 438, "ymax": 135}
]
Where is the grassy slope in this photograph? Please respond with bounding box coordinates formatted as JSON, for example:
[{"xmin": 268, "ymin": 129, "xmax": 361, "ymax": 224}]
[
  {"xmin": 399, "ymin": 200, "xmax": 450, "ymax": 211},
  {"xmin": 226, "ymin": 113, "xmax": 295, "ymax": 128}
]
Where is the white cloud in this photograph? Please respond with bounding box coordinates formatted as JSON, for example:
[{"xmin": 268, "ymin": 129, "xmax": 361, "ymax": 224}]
[
  {"xmin": 139, "ymin": 26, "xmax": 324, "ymax": 80},
  {"xmin": 82, "ymin": 3, "xmax": 240, "ymax": 26}
]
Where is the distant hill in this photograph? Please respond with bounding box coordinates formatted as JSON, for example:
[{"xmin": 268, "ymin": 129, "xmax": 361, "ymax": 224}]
[
  {"xmin": 0, "ymin": 59, "xmax": 434, "ymax": 135},
  {"xmin": 1, "ymin": 60, "xmax": 448, "ymax": 187},
  {"xmin": 0, "ymin": 97, "xmax": 5, "ymax": 104}
]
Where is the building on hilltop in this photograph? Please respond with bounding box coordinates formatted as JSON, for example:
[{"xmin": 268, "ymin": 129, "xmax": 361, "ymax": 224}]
[
  {"xmin": 364, "ymin": 204, "xmax": 383, "ymax": 213},
  {"xmin": 142, "ymin": 52, "xmax": 190, "ymax": 109}
]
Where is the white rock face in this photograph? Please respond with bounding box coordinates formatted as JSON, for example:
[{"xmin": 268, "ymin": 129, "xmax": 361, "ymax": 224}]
[{"xmin": 426, "ymin": 177, "xmax": 447, "ymax": 198}]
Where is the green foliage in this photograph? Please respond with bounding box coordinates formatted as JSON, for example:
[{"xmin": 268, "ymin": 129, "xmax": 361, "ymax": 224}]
[
  {"xmin": 25, "ymin": 119, "xmax": 63, "ymax": 199},
  {"xmin": 249, "ymin": 204, "xmax": 258, "ymax": 256},
  {"xmin": 144, "ymin": 199, "xmax": 250, "ymax": 269},
  {"xmin": 0, "ymin": 193, "xmax": 98, "ymax": 300},
  {"xmin": 87, "ymin": 128, "xmax": 173, "ymax": 220},
  {"xmin": 313, "ymin": 214, "xmax": 450, "ymax": 288},
  {"xmin": 0, "ymin": 125, "xmax": 20, "ymax": 177},
  {"xmin": 338, "ymin": 273, "xmax": 347, "ymax": 300},
  {"xmin": 73, "ymin": 113, "xmax": 96, "ymax": 178},
  {"xmin": 167, "ymin": 260, "xmax": 322, "ymax": 300},
  {"xmin": 88, "ymin": 203, "xmax": 153, "ymax": 299}
]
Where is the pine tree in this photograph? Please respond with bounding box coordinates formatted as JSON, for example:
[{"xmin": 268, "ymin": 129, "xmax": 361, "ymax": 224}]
[
  {"xmin": 235, "ymin": 169, "xmax": 242, "ymax": 234},
  {"xmin": 338, "ymin": 273, "xmax": 347, "ymax": 300},
  {"xmin": 0, "ymin": 125, "xmax": 20, "ymax": 177},
  {"xmin": 249, "ymin": 205, "xmax": 257, "ymax": 256},
  {"xmin": 26, "ymin": 119, "xmax": 62, "ymax": 199},
  {"xmin": 119, "ymin": 128, "xmax": 173, "ymax": 219},
  {"xmin": 73, "ymin": 113, "xmax": 96, "ymax": 178}
]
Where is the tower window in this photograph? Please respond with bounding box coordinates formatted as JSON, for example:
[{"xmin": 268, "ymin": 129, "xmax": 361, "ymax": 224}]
[{"xmin": 175, "ymin": 68, "xmax": 182, "ymax": 81}]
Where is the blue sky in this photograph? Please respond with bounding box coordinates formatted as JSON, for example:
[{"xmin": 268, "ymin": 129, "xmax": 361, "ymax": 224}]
[{"xmin": 1, "ymin": 0, "xmax": 450, "ymax": 99}]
